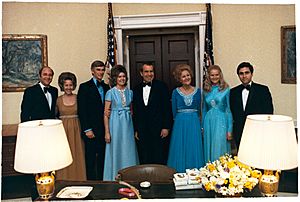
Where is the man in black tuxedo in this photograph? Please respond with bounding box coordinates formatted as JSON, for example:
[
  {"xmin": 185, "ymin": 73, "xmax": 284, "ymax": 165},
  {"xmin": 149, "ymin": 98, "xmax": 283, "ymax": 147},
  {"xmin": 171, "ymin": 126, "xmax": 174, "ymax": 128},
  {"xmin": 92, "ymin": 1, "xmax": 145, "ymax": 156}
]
[
  {"xmin": 132, "ymin": 62, "xmax": 172, "ymax": 165},
  {"xmin": 77, "ymin": 60, "xmax": 110, "ymax": 180},
  {"xmin": 230, "ymin": 62, "xmax": 274, "ymax": 150},
  {"xmin": 20, "ymin": 66, "xmax": 58, "ymax": 200},
  {"xmin": 20, "ymin": 66, "xmax": 58, "ymax": 122}
]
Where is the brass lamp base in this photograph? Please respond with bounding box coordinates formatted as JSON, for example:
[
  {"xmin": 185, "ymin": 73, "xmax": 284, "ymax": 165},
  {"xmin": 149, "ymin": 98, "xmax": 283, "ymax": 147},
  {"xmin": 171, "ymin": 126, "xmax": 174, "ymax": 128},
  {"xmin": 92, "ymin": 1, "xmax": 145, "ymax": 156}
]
[
  {"xmin": 258, "ymin": 170, "xmax": 280, "ymax": 197},
  {"xmin": 35, "ymin": 171, "xmax": 55, "ymax": 199}
]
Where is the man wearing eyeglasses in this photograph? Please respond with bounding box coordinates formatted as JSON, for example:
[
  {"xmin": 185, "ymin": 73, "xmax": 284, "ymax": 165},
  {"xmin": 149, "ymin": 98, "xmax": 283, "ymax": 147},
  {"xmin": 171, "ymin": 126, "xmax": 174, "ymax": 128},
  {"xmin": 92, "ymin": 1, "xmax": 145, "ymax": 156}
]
[{"xmin": 230, "ymin": 62, "xmax": 274, "ymax": 151}]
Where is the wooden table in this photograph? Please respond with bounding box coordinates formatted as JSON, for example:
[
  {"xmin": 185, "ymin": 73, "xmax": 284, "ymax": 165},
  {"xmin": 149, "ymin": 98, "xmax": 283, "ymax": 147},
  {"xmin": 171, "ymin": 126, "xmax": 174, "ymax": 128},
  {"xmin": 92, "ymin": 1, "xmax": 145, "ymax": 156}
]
[{"xmin": 36, "ymin": 180, "xmax": 263, "ymax": 200}]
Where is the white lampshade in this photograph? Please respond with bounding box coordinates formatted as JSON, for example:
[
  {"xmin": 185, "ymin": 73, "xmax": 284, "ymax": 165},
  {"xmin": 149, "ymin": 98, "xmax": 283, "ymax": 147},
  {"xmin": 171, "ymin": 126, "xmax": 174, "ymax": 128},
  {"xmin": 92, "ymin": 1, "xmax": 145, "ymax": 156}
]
[
  {"xmin": 14, "ymin": 119, "xmax": 73, "ymax": 174},
  {"xmin": 238, "ymin": 115, "xmax": 298, "ymax": 170}
]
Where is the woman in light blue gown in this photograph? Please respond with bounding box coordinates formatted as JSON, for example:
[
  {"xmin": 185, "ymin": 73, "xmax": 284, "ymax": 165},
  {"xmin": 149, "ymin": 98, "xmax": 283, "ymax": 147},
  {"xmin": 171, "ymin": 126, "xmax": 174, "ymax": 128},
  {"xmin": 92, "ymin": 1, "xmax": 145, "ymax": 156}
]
[
  {"xmin": 167, "ymin": 64, "xmax": 204, "ymax": 173},
  {"xmin": 103, "ymin": 65, "xmax": 139, "ymax": 181},
  {"xmin": 202, "ymin": 65, "xmax": 233, "ymax": 163}
]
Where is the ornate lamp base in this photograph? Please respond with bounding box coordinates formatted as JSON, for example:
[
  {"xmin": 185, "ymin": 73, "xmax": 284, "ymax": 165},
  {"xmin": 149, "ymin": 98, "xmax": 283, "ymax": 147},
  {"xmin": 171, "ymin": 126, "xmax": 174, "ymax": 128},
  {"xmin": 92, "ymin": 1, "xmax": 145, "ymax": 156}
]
[
  {"xmin": 35, "ymin": 171, "xmax": 55, "ymax": 199},
  {"xmin": 258, "ymin": 170, "xmax": 279, "ymax": 197}
]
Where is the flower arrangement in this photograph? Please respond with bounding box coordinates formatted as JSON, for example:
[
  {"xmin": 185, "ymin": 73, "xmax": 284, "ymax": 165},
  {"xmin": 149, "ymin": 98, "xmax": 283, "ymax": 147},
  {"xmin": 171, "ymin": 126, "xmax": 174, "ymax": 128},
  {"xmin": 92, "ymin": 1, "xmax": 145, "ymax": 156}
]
[{"xmin": 197, "ymin": 154, "xmax": 261, "ymax": 196}]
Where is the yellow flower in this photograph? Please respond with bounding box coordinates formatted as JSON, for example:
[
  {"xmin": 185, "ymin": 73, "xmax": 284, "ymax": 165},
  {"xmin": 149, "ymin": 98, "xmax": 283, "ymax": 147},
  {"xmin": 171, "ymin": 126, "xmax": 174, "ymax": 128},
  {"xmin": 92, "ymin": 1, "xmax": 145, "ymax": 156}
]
[
  {"xmin": 227, "ymin": 160, "xmax": 235, "ymax": 169},
  {"xmin": 244, "ymin": 181, "xmax": 253, "ymax": 190},
  {"xmin": 251, "ymin": 170, "xmax": 262, "ymax": 179},
  {"xmin": 229, "ymin": 183, "xmax": 235, "ymax": 189},
  {"xmin": 208, "ymin": 164, "xmax": 216, "ymax": 172},
  {"xmin": 219, "ymin": 156, "xmax": 226, "ymax": 164},
  {"xmin": 204, "ymin": 182, "xmax": 213, "ymax": 191},
  {"xmin": 198, "ymin": 154, "xmax": 260, "ymax": 196}
]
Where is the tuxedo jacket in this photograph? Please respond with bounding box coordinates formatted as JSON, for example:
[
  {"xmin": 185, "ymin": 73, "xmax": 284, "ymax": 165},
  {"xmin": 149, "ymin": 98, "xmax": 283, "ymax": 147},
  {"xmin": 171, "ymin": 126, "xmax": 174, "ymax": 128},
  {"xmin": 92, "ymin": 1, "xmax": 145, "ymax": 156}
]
[
  {"xmin": 20, "ymin": 83, "xmax": 58, "ymax": 122},
  {"xmin": 77, "ymin": 79, "xmax": 110, "ymax": 139},
  {"xmin": 133, "ymin": 79, "xmax": 172, "ymax": 136},
  {"xmin": 132, "ymin": 79, "xmax": 172, "ymax": 164},
  {"xmin": 230, "ymin": 82, "xmax": 274, "ymax": 146}
]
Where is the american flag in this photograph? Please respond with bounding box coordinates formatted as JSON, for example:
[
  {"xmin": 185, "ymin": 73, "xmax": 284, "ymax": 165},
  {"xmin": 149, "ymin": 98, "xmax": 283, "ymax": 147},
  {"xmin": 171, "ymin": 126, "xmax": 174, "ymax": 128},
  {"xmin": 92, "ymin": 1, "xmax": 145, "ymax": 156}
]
[
  {"xmin": 203, "ymin": 3, "xmax": 214, "ymax": 82},
  {"xmin": 106, "ymin": 2, "xmax": 117, "ymax": 68}
]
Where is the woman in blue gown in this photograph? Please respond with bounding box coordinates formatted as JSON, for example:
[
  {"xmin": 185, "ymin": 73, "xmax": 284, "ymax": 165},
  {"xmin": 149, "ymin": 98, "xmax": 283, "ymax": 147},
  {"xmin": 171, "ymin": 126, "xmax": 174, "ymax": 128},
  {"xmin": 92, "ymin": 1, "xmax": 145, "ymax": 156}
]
[
  {"xmin": 202, "ymin": 65, "xmax": 233, "ymax": 163},
  {"xmin": 167, "ymin": 64, "xmax": 204, "ymax": 173},
  {"xmin": 103, "ymin": 65, "xmax": 139, "ymax": 181}
]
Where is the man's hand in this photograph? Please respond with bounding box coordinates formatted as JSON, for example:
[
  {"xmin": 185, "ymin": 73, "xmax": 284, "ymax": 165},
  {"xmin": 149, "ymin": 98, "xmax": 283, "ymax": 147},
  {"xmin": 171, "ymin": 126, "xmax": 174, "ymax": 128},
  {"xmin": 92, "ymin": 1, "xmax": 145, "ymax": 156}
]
[
  {"xmin": 135, "ymin": 132, "xmax": 139, "ymax": 140},
  {"xmin": 85, "ymin": 130, "xmax": 95, "ymax": 139},
  {"xmin": 160, "ymin": 129, "xmax": 169, "ymax": 138}
]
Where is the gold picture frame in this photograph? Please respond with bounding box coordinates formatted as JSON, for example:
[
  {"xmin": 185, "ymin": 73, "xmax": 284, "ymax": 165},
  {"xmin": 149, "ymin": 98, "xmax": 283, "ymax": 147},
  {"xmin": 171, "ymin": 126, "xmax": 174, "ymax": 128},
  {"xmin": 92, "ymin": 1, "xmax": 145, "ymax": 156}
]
[
  {"xmin": 281, "ymin": 26, "xmax": 296, "ymax": 84},
  {"xmin": 2, "ymin": 34, "xmax": 48, "ymax": 92}
]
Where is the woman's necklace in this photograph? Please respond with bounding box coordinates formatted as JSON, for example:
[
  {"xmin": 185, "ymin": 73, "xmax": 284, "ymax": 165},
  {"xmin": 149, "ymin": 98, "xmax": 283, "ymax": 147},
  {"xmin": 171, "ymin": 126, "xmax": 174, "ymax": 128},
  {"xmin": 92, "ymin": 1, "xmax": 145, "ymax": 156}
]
[{"xmin": 181, "ymin": 85, "xmax": 192, "ymax": 95}]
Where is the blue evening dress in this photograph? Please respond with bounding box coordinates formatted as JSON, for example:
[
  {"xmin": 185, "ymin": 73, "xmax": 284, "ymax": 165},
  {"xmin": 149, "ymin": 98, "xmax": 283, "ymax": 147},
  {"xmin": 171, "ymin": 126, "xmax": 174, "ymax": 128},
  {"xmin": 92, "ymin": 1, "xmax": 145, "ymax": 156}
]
[
  {"xmin": 167, "ymin": 87, "xmax": 205, "ymax": 173},
  {"xmin": 103, "ymin": 87, "xmax": 139, "ymax": 181},
  {"xmin": 202, "ymin": 85, "xmax": 233, "ymax": 163}
]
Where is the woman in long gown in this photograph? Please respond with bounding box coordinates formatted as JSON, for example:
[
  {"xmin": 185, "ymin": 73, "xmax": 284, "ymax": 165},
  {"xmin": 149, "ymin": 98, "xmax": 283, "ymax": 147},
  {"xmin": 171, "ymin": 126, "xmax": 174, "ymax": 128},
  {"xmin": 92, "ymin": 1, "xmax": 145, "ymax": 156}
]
[
  {"xmin": 103, "ymin": 65, "xmax": 139, "ymax": 181},
  {"xmin": 56, "ymin": 72, "xmax": 86, "ymax": 181},
  {"xmin": 167, "ymin": 64, "xmax": 204, "ymax": 173},
  {"xmin": 202, "ymin": 65, "xmax": 233, "ymax": 163}
]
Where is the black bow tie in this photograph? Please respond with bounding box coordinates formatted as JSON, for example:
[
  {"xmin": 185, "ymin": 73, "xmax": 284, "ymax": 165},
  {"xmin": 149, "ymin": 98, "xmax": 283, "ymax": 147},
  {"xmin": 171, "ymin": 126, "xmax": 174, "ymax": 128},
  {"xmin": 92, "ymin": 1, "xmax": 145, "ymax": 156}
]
[
  {"xmin": 243, "ymin": 84, "xmax": 251, "ymax": 91},
  {"xmin": 142, "ymin": 82, "xmax": 152, "ymax": 87},
  {"xmin": 43, "ymin": 87, "xmax": 50, "ymax": 93}
]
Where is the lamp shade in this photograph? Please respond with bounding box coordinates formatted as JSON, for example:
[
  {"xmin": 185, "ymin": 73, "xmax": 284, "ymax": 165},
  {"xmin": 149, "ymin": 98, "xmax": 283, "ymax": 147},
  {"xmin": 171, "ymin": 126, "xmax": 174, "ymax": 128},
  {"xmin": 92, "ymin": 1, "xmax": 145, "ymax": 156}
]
[
  {"xmin": 14, "ymin": 119, "xmax": 73, "ymax": 174},
  {"xmin": 238, "ymin": 115, "xmax": 298, "ymax": 171}
]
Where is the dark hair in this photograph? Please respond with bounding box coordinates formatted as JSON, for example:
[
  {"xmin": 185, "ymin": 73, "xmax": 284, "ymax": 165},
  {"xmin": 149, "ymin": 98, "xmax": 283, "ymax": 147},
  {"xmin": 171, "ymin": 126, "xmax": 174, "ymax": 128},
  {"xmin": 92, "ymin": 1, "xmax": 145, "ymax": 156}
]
[
  {"xmin": 172, "ymin": 64, "xmax": 193, "ymax": 82},
  {"xmin": 58, "ymin": 72, "xmax": 77, "ymax": 91},
  {"xmin": 110, "ymin": 65, "xmax": 128, "ymax": 87},
  {"xmin": 139, "ymin": 62, "xmax": 154, "ymax": 72},
  {"xmin": 91, "ymin": 60, "xmax": 105, "ymax": 70},
  {"xmin": 237, "ymin": 62, "xmax": 254, "ymax": 74},
  {"xmin": 39, "ymin": 66, "xmax": 54, "ymax": 77}
]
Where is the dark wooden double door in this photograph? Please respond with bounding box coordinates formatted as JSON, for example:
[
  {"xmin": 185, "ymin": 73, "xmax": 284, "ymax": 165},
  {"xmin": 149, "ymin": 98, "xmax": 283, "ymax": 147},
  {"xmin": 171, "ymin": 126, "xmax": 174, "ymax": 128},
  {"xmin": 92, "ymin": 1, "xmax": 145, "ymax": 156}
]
[{"xmin": 128, "ymin": 28, "xmax": 196, "ymax": 93}]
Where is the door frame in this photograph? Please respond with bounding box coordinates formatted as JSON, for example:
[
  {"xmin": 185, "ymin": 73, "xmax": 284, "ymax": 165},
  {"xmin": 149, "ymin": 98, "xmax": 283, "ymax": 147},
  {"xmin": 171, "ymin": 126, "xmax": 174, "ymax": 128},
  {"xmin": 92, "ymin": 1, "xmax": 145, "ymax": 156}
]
[{"xmin": 114, "ymin": 11, "xmax": 206, "ymax": 88}]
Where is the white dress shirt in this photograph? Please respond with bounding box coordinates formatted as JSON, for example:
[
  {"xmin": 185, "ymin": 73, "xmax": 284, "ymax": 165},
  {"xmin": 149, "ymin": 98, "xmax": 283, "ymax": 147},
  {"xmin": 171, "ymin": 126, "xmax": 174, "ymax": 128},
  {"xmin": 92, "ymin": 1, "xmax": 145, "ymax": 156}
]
[
  {"xmin": 143, "ymin": 85, "xmax": 151, "ymax": 106},
  {"xmin": 242, "ymin": 82, "xmax": 252, "ymax": 111},
  {"xmin": 39, "ymin": 83, "xmax": 52, "ymax": 110}
]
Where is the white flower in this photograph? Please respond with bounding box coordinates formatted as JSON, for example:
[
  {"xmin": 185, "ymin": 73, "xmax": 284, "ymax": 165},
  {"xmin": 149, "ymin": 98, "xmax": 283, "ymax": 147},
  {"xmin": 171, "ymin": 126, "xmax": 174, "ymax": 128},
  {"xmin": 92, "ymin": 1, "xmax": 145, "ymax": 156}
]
[{"xmin": 198, "ymin": 154, "xmax": 261, "ymax": 196}]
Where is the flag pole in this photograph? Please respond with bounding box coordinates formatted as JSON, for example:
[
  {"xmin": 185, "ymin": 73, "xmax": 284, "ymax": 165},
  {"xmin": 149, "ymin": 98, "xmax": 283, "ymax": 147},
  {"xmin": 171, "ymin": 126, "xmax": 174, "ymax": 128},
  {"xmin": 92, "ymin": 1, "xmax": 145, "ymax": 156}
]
[
  {"xmin": 106, "ymin": 2, "xmax": 117, "ymax": 68},
  {"xmin": 203, "ymin": 3, "xmax": 214, "ymax": 83}
]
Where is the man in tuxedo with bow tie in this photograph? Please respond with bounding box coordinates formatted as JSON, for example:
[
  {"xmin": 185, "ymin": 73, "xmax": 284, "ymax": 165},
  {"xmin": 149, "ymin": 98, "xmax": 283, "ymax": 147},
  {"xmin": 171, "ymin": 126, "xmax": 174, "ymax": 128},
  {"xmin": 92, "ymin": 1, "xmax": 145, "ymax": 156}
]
[
  {"xmin": 230, "ymin": 62, "xmax": 274, "ymax": 151},
  {"xmin": 132, "ymin": 62, "xmax": 172, "ymax": 165},
  {"xmin": 20, "ymin": 66, "xmax": 58, "ymax": 122},
  {"xmin": 77, "ymin": 60, "xmax": 110, "ymax": 180}
]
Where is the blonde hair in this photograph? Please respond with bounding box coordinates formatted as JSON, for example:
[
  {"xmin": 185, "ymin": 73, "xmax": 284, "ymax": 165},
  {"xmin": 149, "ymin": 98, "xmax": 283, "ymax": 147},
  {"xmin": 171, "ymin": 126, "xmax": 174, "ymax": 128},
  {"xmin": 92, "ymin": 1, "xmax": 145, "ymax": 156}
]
[
  {"xmin": 172, "ymin": 64, "xmax": 193, "ymax": 82},
  {"xmin": 203, "ymin": 65, "xmax": 229, "ymax": 92}
]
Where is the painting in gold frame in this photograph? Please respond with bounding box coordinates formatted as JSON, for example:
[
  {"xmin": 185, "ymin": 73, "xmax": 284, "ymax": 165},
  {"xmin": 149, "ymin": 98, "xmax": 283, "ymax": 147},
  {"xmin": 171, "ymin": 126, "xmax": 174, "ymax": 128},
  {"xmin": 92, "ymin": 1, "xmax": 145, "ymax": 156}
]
[
  {"xmin": 2, "ymin": 34, "xmax": 48, "ymax": 92},
  {"xmin": 281, "ymin": 26, "xmax": 296, "ymax": 84}
]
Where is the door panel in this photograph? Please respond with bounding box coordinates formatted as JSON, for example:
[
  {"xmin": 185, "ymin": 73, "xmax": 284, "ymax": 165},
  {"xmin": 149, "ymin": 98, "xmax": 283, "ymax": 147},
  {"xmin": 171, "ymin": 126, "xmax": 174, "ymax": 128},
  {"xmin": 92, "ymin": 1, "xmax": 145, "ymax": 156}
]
[
  {"xmin": 129, "ymin": 35, "xmax": 161, "ymax": 89},
  {"xmin": 129, "ymin": 32, "xmax": 195, "ymax": 93},
  {"xmin": 162, "ymin": 34, "xmax": 195, "ymax": 91}
]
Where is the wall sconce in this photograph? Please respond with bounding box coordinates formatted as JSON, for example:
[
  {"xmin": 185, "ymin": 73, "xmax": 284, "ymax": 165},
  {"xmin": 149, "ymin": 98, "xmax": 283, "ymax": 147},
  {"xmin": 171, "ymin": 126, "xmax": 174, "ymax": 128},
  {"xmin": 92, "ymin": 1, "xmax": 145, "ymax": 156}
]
[
  {"xmin": 14, "ymin": 120, "xmax": 73, "ymax": 199},
  {"xmin": 238, "ymin": 115, "xmax": 298, "ymax": 196}
]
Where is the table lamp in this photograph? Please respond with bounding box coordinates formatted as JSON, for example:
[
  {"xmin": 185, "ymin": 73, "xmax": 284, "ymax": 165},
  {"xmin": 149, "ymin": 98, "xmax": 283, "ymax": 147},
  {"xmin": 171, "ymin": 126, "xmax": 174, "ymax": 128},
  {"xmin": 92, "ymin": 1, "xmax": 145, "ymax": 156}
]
[
  {"xmin": 238, "ymin": 115, "xmax": 298, "ymax": 197},
  {"xmin": 14, "ymin": 119, "xmax": 73, "ymax": 199}
]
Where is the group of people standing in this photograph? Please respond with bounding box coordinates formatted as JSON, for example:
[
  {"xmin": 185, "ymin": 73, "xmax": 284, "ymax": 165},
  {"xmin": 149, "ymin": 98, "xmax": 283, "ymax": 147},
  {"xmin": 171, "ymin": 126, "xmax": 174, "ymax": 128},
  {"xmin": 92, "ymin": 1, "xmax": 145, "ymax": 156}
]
[{"xmin": 20, "ymin": 60, "xmax": 273, "ymax": 181}]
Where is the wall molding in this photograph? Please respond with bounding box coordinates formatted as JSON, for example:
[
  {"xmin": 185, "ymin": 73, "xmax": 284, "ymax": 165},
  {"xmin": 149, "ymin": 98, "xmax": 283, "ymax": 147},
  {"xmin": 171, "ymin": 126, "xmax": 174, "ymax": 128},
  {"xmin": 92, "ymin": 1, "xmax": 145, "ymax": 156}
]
[{"xmin": 114, "ymin": 11, "xmax": 206, "ymax": 87}]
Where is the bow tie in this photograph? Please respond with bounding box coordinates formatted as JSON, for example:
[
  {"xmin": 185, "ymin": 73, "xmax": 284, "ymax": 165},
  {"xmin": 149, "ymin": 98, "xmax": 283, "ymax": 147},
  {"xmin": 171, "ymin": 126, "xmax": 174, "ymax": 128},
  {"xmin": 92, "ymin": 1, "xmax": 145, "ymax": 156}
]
[
  {"xmin": 142, "ymin": 82, "xmax": 152, "ymax": 87},
  {"xmin": 43, "ymin": 87, "xmax": 50, "ymax": 93},
  {"xmin": 243, "ymin": 84, "xmax": 251, "ymax": 91}
]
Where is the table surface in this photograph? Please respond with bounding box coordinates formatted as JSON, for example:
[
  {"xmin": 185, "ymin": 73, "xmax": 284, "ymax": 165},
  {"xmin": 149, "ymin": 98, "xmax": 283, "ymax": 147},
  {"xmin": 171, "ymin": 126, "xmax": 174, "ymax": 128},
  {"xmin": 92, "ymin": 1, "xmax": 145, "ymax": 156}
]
[{"xmin": 42, "ymin": 180, "xmax": 263, "ymax": 200}]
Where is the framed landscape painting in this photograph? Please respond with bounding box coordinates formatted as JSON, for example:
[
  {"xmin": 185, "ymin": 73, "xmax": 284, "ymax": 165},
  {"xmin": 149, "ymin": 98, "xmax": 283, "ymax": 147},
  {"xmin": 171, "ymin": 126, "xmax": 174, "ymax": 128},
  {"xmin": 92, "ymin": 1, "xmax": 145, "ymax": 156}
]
[
  {"xmin": 281, "ymin": 26, "xmax": 296, "ymax": 84},
  {"xmin": 2, "ymin": 34, "xmax": 48, "ymax": 92}
]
